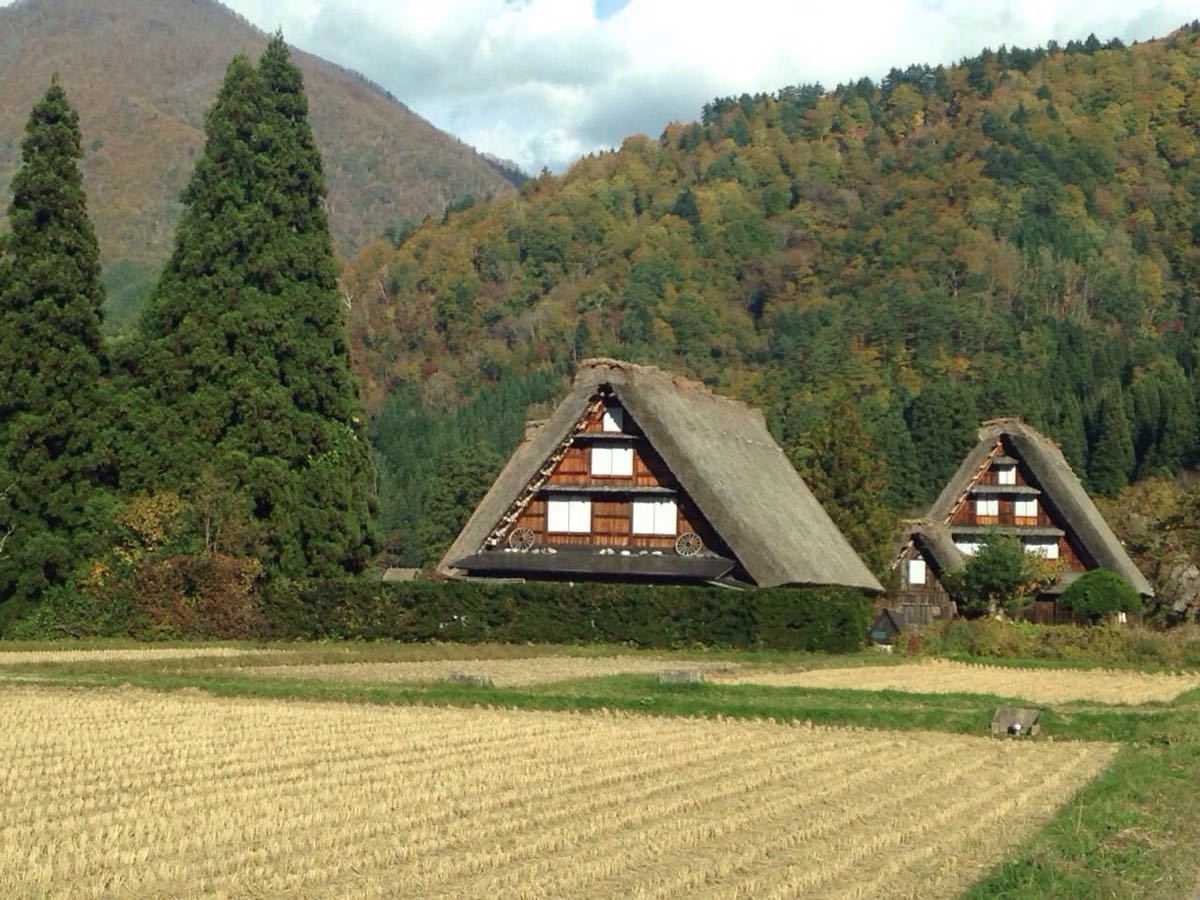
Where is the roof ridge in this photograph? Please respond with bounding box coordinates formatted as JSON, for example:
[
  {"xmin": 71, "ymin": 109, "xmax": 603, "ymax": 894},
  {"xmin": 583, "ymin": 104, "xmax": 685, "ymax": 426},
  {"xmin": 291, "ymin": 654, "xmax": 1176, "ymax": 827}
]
[{"xmin": 576, "ymin": 358, "xmax": 750, "ymax": 410}]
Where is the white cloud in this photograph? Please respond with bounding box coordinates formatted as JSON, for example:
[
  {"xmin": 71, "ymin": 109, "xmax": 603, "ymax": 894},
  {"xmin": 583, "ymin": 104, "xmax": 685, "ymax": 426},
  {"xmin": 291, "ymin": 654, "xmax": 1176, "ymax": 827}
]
[{"xmin": 6, "ymin": 0, "xmax": 1197, "ymax": 172}]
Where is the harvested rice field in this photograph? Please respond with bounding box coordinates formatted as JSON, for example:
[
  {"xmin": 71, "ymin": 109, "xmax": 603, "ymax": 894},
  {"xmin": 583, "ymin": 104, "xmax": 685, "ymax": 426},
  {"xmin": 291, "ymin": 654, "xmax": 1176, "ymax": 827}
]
[
  {"xmin": 238, "ymin": 655, "xmax": 737, "ymax": 686},
  {"xmin": 0, "ymin": 647, "xmax": 278, "ymax": 666},
  {"xmin": 715, "ymin": 659, "xmax": 1200, "ymax": 705},
  {"xmin": 0, "ymin": 687, "xmax": 1114, "ymax": 899}
]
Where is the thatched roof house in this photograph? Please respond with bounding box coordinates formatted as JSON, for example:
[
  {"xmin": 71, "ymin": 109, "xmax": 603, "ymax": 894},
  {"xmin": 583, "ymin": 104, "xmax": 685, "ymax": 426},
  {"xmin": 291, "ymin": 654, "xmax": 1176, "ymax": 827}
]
[
  {"xmin": 893, "ymin": 418, "xmax": 1152, "ymax": 618},
  {"xmin": 439, "ymin": 359, "xmax": 882, "ymax": 591}
]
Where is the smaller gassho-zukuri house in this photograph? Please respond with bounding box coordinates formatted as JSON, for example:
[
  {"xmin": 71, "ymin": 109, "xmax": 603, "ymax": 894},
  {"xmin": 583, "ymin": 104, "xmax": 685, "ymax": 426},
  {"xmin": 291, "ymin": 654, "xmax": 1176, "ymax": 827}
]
[
  {"xmin": 439, "ymin": 359, "xmax": 882, "ymax": 591},
  {"xmin": 893, "ymin": 418, "xmax": 1153, "ymax": 623}
]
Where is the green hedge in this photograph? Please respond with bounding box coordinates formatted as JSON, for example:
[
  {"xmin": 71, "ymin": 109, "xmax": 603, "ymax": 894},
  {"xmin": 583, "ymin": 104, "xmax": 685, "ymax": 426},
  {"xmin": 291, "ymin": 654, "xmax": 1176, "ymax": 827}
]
[{"xmin": 260, "ymin": 579, "xmax": 871, "ymax": 652}]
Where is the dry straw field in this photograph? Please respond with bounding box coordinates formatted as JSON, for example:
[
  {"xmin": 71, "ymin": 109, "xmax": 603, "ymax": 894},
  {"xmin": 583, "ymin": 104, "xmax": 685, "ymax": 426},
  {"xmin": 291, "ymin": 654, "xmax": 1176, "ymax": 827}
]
[
  {"xmin": 240, "ymin": 655, "xmax": 738, "ymax": 686},
  {"xmin": 1, "ymin": 687, "xmax": 1114, "ymax": 898},
  {"xmin": 0, "ymin": 647, "xmax": 278, "ymax": 666},
  {"xmin": 716, "ymin": 659, "xmax": 1200, "ymax": 705}
]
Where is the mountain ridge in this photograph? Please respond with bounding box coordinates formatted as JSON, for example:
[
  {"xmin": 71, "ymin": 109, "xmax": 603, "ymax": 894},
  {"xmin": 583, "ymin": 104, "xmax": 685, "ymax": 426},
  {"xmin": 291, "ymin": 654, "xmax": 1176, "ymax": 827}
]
[{"xmin": 0, "ymin": 0, "xmax": 515, "ymax": 323}]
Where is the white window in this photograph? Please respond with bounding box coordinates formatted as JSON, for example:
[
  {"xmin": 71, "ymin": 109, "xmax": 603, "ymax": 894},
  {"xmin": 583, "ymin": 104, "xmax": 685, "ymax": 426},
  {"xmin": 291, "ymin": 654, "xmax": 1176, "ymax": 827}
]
[
  {"xmin": 546, "ymin": 498, "xmax": 591, "ymax": 533},
  {"xmin": 1014, "ymin": 498, "xmax": 1038, "ymax": 519},
  {"xmin": 590, "ymin": 446, "xmax": 633, "ymax": 476},
  {"xmin": 907, "ymin": 558, "xmax": 927, "ymax": 586},
  {"xmin": 602, "ymin": 407, "xmax": 624, "ymax": 433},
  {"xmin": 995, "ymin": 465, "xmax": 1016, "ymax": 485},
  {"xmin": 632, "ymin": 499, "xmax": 677, "ymax": 536},
  {"xmin": 1024, "ymin": 539, "xmax": 1059, "ymax": 560},
  {"xmin": 974, "ymin": 498, "xmax": 999, "ymax": 517},
  {"xmin": 955, "ymin": 541, "xmax": 980, "ymax": 556}
]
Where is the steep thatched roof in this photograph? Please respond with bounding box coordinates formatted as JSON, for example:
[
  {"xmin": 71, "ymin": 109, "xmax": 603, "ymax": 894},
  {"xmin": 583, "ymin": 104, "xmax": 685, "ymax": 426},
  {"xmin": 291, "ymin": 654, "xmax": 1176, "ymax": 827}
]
[
  {"xmin": 896, "ymin": 520, "xmax": 964, "ymax": 575},
  {"xmin": 928, "ymin": 418, "xmax": 1153, "ymax": 597},
  {"xmin": 439, "ymin": 358, "xmax": 882, "ymax": 592}
]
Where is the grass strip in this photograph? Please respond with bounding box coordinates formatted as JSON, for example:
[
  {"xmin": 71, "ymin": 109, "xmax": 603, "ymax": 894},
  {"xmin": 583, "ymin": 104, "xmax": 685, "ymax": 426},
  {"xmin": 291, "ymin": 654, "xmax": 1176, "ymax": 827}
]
[
  {"xmin": 6, "ymin": 668, "xmax": 1193, "ymax": 745},
  {"xmin": 964, "ymin": 740, "xmax": 1200, "ymax": 899}
]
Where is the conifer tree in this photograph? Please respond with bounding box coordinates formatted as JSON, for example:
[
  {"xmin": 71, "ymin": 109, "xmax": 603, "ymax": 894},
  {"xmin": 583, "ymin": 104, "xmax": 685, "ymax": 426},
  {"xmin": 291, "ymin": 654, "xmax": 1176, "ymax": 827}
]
[
  {"xmin": 1087, "ymin": 384, "xmax": 1135, "ymax": 497},
  {"xmin": 136, "ymin": 41, "xmax": 377, "ymax": 578},
  {"xmin": 906, "ymin": 380, "xmax": 979, "ymax": 502},
  {"xmin": 790, "ymin": 397, "xmax": 895, "ymax": 572},
  {"xmin": 0, "ymin": 79, "xmax": 111, "ymax": 603}
]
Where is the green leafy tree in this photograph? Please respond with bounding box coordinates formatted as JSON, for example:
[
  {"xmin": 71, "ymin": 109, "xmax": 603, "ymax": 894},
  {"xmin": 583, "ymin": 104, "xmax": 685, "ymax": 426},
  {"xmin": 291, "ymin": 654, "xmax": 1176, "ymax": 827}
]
[
  {"xmin": 942, "ymin": 533, "xmax": 1059, "ymax": 615},
  {"xmin": 0, "ymin": 78, "xmax": 113, "ymax": 605},
  {"xmin": 132, "ymin": 39, "xmax": 377, "ymax": 578},
  {"xmin": 1060, "ymin": 568, "xmax": 1141, "ymax": 622}
]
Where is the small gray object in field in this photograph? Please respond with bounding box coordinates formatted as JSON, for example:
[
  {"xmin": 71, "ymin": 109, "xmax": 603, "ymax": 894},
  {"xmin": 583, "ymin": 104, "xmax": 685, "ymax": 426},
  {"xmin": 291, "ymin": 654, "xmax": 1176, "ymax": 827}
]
[
  {"xmin": 448, "ymin": 672, "xmax": 494, "ymax": 687},
  {"xmin": 658, "ymin": 669, "xmax": 705, "ymax": 684},
  {"xmin": 992, "ymin": 706, "xmax": 1041, "ymax": 737}
]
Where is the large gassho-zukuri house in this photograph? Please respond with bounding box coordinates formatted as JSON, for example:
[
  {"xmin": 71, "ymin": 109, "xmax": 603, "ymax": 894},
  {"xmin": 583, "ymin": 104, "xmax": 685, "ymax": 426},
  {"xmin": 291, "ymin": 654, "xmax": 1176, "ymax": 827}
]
[
  {"xmin": 439, "ymin": 359, "xmax": 882, "ymax": 591},
  {"xmin": 893, "ymin": 418, "xmax": 1153, "ymax": 623}
]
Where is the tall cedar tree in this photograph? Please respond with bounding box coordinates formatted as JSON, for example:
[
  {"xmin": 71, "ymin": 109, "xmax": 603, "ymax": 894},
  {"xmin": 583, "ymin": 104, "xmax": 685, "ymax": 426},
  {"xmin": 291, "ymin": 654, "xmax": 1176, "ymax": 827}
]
[
  {"xmin": 789, "ymin": 397, "xmax": 894, "ymax": 573},
  {"xmin": 135, "ymin": 40, "xmax": 377, "ymax": 577},
  {"xmin": 0, "ymin": 79, "xmax": 111, "ymax": 603}
]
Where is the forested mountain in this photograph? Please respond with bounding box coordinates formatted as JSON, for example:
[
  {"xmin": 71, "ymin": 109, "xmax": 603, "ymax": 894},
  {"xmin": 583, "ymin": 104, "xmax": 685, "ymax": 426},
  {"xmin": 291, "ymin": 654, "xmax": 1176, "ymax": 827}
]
[
  {"xmin": 345, "ymin": 26, "xmax": 1200, "ymax": 570},
  {"xmin": 0, "ymin": 0, "xmax": 515, "ymax": 328}
]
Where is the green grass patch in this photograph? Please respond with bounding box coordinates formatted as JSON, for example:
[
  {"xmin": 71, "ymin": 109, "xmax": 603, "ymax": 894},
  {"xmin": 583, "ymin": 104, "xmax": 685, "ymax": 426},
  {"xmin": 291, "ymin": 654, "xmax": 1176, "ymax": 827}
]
[{"xmin": 965, "ymin": 740, "xmax": 1200, "ymax": 899}]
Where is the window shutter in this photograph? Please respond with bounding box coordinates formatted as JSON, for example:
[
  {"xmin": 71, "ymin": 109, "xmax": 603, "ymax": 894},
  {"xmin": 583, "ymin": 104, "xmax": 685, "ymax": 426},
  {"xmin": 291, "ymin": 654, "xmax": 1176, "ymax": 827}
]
[
  {"xmin": 568, "ymin": 499, "xmax": 592, "ymax": 533},
  {"xmin": 632, "ymin": 501, "xmax": 655, "ymax": 534},
  {"xmin": 547, "ymin": 500, "xmax": 569, "ymax": 532},
  {"xmin": 654, "ymin": 500, "xmax": 677, "ymax": 535}
]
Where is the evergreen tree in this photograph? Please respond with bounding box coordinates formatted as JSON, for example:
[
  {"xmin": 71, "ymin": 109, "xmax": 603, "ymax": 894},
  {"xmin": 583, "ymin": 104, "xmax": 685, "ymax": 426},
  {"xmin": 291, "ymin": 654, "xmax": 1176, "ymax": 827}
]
[
  {"xmin": 1129, "ymin": 363, "xmax": 1195, "ymax": 478},
  {"xmin": 906, "ymin": 380, "xmax": 979, "ymax": 502},
  {"xmin": 1048, "ymin": 392, "xmax": 1087, "ymax": 475},
  {"xmin": 866, "ymin": 394, "xmax": 923, "ymax": 513},
  {"xmin": 0, "ymin": 79, "xmax": 112, "ymax": 603},
  {"xmin": 1086, "ymin": 383, "xmax": 1135, "ymax": 497},
  {"xmin": 134, "ymin": 40, "xmax": 377, "ymax": 578},
  {"xmin": 412, "ymin": 444, "xmax": 501, "ymax": 567},
  {"xmin": 790, "ymin": 397, "xmax": 895, "ymax": 572}
]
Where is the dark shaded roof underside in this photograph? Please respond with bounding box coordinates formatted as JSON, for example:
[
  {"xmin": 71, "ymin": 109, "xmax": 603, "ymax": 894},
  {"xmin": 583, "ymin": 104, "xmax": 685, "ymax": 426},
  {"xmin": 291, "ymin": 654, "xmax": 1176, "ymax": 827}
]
[{"xmin": 451, "ymin": 550, "xmax": 736, "ymax": 581}]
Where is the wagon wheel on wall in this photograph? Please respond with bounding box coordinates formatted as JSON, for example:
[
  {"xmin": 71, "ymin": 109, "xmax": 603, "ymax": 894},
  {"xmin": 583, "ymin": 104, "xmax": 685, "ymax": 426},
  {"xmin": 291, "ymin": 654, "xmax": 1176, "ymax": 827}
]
[
  {"xmin": 507, "ymin": 527, "xmax": 535, "ymax": 551},
  {"xmin": 675, "ymin": 532, "xmax": 703, "ymax": 557}
]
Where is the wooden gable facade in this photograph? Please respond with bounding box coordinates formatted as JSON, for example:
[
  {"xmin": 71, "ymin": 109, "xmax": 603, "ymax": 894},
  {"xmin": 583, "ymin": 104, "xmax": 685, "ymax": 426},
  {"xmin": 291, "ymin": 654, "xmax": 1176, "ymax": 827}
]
[
  {"xmin": 941, "ymin": 444, "xmax": 1086, "ymax": 572},
  {"xmin": 499, "ymin": 389, "xmax": 732, "ymax": 563}
]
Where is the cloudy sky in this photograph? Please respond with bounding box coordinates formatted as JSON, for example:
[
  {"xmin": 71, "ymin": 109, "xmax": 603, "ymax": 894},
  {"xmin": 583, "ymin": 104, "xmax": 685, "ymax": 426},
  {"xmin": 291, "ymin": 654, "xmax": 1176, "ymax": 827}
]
[{"xmin": 117, "ymin": 1, "xmax": 1200, "ymax": 172}]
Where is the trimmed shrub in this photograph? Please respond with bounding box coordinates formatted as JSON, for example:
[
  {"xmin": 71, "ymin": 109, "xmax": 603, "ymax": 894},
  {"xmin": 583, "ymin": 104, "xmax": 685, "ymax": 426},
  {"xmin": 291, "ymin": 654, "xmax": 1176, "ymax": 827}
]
[
  {"xmin": 259, "ymin": 579, "xmax": 870, "ymax": 652},
  {"xmin": 1060, "ymin": 569, "xmax": 1142, "ymax": 622},
  {"xmin": 4, "ymin": 574, "xmax": 870, "ymax": 652}
]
